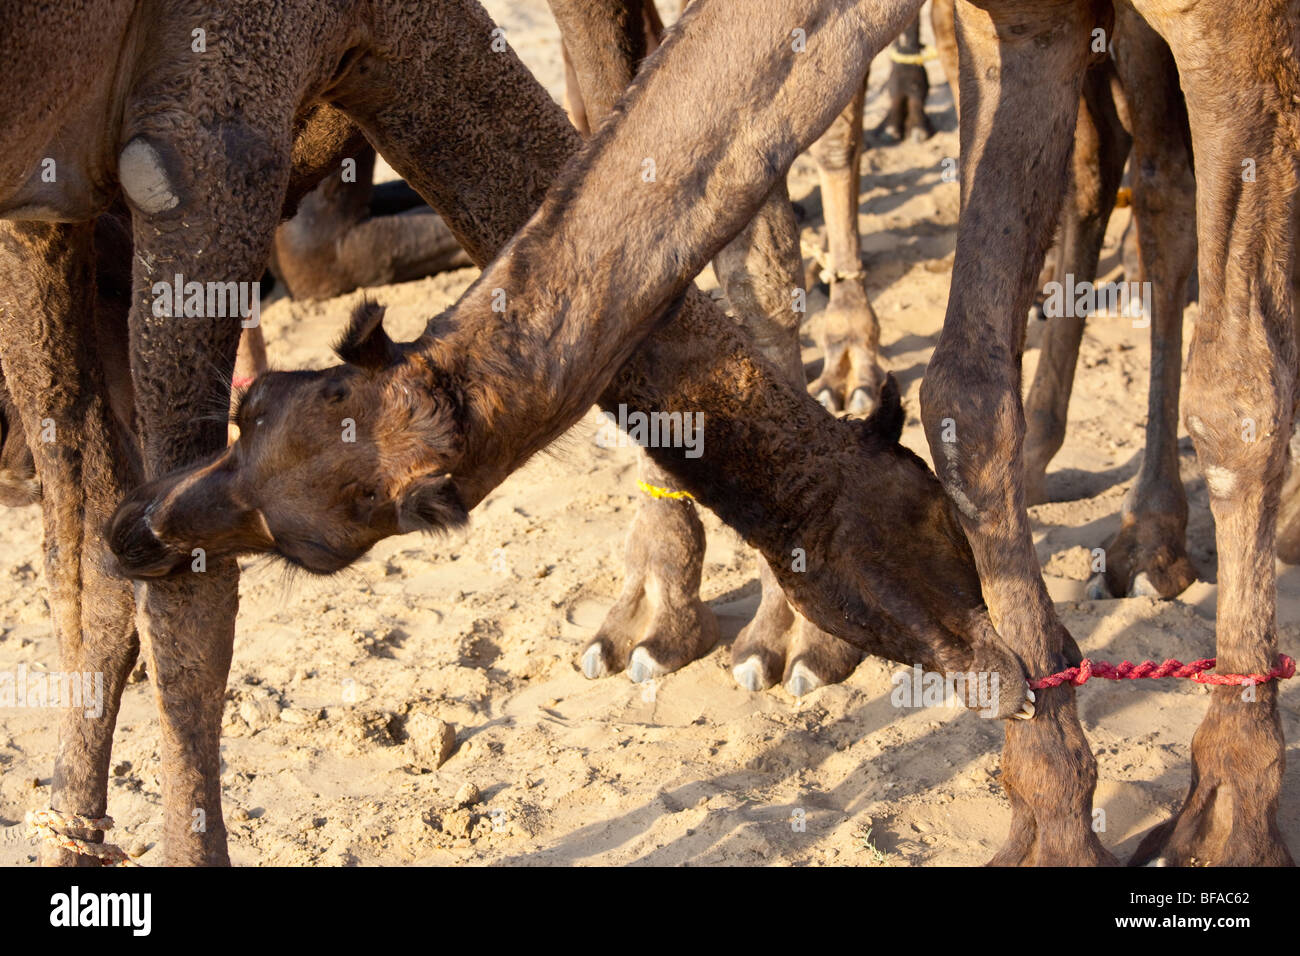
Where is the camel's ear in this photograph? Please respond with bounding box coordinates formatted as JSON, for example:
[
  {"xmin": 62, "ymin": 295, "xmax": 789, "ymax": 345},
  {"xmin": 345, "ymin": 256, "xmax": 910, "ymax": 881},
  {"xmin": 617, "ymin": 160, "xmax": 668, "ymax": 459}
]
[
  {"xmin": 397, "ymin": 473, "xmax": 468, "ymax": 534},
  {"xmin": 860, "ymin": 374, "xmax": 904, "ymax": 444},
  {"xmin": 335, "ymin": 300, "xmax": 399, "ymax": 370}
]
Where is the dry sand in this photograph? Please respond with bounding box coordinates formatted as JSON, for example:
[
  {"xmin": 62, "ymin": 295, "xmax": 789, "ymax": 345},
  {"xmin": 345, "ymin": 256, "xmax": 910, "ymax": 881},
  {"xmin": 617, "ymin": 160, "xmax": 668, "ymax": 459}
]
[{"xmin": 1, "ymin": 1, "xmax": 1296, "ymax": 866}]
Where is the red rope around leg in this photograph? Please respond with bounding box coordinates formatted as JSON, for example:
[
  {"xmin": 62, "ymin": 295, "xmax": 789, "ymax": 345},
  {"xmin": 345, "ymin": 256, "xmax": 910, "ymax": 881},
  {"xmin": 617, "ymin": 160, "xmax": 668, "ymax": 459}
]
[{"xmin": 1029, "ymin": 654, "xmax": 1295, "ymax": 691}]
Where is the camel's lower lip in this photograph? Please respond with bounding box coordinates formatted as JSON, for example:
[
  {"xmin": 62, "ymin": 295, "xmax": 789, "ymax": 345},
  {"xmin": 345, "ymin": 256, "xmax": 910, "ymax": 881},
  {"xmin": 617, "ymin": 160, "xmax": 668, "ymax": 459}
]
[{"xmin": 109, "ymin": 551, "xmax": 189, "ymax": 580}]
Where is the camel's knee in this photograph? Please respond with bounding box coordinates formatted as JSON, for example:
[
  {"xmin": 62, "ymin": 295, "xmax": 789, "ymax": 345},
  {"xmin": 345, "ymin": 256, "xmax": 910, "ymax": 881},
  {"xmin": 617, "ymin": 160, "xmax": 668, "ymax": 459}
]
[
  {"xmin": 810, "ymin": 117, "xmax": 859, "ymax": 173},
  {"xmin": 1184, "ymin": 376, "xmax": 1292, "ymax": 499},
  {"xmin": 920, "ymin": 354, "xmax": 1022, "ymax": 522}
]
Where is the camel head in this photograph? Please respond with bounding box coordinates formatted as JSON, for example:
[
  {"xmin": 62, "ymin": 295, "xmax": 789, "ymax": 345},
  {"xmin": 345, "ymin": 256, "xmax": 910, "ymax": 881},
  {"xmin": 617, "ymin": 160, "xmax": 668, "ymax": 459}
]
[{"xmin": 107, "ymin": 301, "xmax": 469, "ymax": 578}]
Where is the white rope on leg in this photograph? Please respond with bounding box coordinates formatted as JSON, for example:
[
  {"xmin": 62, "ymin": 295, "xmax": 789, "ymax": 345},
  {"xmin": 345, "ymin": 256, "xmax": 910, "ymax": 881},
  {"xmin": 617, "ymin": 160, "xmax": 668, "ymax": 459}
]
[{"xmin": 26, "ymin": 808, "xmax": 140, "ymax": 866}]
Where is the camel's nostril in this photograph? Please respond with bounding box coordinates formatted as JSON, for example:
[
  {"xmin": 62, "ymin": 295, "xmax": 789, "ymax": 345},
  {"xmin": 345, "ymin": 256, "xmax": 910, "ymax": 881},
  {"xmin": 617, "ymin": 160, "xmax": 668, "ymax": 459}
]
[{"xmin": 107, "ymin": 496, "xmax": 185, "ymax": 579}]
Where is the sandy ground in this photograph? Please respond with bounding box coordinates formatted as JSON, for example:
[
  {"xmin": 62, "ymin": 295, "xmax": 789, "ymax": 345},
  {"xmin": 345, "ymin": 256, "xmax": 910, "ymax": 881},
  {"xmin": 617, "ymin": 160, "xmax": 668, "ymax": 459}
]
[{"xmin": 1, "ymin": 2, "xmax": 1297, "ymax": 867}]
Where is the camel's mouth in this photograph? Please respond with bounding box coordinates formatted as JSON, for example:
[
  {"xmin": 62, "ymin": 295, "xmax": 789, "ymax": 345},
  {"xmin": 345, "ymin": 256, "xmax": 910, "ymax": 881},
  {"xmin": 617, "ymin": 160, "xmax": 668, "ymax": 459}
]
[{"xmin": 106, "ymin": 497, "xmax": 192, "ymax": 579}]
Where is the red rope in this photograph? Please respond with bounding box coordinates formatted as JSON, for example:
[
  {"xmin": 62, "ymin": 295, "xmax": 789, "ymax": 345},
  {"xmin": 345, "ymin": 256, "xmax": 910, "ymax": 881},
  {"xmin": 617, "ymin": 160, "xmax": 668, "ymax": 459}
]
[
  {"xmin": 1029, "ymin": 654, "xmax": 1295, "ymax": 690},
  {"xmin": 231, "ymin": 375, "xmax": 256, "ymax": 389}
]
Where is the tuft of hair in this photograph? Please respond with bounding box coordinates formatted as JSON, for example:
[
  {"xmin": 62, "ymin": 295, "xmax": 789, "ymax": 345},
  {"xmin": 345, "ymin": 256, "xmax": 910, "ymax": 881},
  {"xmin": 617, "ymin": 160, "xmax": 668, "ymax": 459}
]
[{"xmin": 335, "ymin": 299, "xmax": 396, "ymax": 369}]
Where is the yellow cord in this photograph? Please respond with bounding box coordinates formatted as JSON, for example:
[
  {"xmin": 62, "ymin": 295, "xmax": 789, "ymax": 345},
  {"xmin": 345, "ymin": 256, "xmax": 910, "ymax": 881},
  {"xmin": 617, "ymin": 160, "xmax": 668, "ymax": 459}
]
[
  {"xmin": 888, "ymin": 46, "xmax": 938, "ymax": 65},
  {"xmin": 636, "ymin": 480, "xmax": 695, "ymax": 501}
]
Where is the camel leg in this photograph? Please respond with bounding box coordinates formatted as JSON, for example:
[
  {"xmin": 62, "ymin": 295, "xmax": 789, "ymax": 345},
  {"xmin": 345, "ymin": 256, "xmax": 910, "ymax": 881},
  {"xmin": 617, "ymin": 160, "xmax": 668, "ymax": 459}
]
[
  {"xmin": 920, "ymin": 0, "xmax": 1114, "ymax": 865},
  {"xmin": 807, "ymin": 85, "xmax": 888, "ymax": 419},
  {"xmin": 0, "ymin": 221, "xmax": 139, "ymax": 865},
  {"xmin": 551, "ymin": 0, "xmax": 863, "ymax": 690},
  {"xmin": 1127, "ymin": 0, "xmax": 1297, "ymax": 867},
  {"xmin": 581, "ymin": 455, "xmax": 720, "ymax": 680},
  {"xmin": 117, "ymin": 104, "xmax": 290, "ymax": 864},
  {"xmin": 930, "ymin": 0, "xmax": 959, "ymax": 116},
  {"xmin": 561, "ymin": 41, "xmax": 591, "ymax": 136},
  {"xmin": 877, "ymin": 15, "xmax": 933, "ymax": 143},
  {"xmin": 548, "ymin": 0, "xmax": 723, "ymax": 680},
  {"xmin": 714, "ymin": 184, "xmax": 866, "ymax": 693},
  {"xmin": 1022, "ymin": 62, "xmax": 1130, "ymax": 505},
  {"xmin": 1278, "ymin": 255, "xmax": 1300, "ymax": 562},
  {"xmin": 1091, "ymin": 12, "xmax": 1197, "ymax": 599}
]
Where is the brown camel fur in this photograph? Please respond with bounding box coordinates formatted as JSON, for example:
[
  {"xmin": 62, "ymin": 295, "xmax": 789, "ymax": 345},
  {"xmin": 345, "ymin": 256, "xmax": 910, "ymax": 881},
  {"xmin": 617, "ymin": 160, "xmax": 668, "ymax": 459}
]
[
  {"xmin": 121, "ymin": 0, "xmax": 1299, "ymax": 867},
  {"xmin": 1, "ymin": 144, "xmax": 471, "ymax": 503},
  {"xmin": 551, "ymin": 0, "xmax": 869, "ymax": 694},
  {"xmin": 2, "ymin": 0, "xmax": 1026, "ymax": 868},
  {"xmin": 562, "ymin": 0, "xmax": 950, "ymax": 695}
]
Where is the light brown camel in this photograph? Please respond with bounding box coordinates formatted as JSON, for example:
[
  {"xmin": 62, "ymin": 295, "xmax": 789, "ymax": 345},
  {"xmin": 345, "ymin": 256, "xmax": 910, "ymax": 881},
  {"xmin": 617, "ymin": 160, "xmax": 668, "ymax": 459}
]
[{"xmin": 118, "ymin": 0, "xmax": 1299, "ymax": 867}]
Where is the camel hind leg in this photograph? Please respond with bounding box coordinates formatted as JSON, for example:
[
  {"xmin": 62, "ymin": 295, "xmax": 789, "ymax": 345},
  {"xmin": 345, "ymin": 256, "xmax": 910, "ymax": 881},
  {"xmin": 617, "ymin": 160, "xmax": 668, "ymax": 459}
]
[
  {"xmin": 807, "ymin": 84, "xmax": 888, "ymax": 419},
  {"xmin": 1022, "ymin": 59, "xmax": 1130, "ymax": 506},
  {"xmin": 1091, "ymin": 9, "xmax": 1197, "ymax": 600},
  {"xmin": 1128, "ymin": 0, "xmax": 1297, "ymax": 867},
  {"xmin": 0, "ymin": 220, "xmax": 139, "ymax": 865}
]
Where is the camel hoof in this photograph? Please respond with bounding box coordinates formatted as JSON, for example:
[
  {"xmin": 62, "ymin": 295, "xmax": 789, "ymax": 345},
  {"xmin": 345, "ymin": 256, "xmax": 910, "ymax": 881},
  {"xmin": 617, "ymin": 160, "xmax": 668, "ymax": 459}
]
[
  {"xmin": 1128, "ymin": 572, "xmax": 1160, "ymax": 598},
  {"xmin": 581, "ymin": 643, "xmax": 609, "ymax": 680},
  {"xmin": 815, "ymin": 388, "xmax": 837, "ymax": 413},
  {"xmin": 627, "ymin": 646, "xmax": 668, "ymax": 684},
  {"xmin": 846, "ymin": 387, "xmax": 876, "ymax": 417},
  {"xmin": 1144, "ymin": 857, "xmax": 1170, "ymax": 867},
  {"xmin": 732, "ymin": 656, "xmax": 771, "ymax": 693},
  {"xmin": 1085, "ymin": 573, "xmax": 1113, "ymax": 601},
  {"xmin": 785, "ymin": 661, "xmax": 822, "ymax": 697}
]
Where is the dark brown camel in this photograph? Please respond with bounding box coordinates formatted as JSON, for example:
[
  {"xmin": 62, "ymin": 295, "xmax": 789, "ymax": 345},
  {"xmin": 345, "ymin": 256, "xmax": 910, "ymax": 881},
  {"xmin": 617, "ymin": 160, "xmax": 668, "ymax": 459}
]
[
  {"xmin": 562, "ymin": 0, "xmax": 953, "ymax": 695},
  {"xmin": 117, "ymin": 0, "xmax": 1299, "ymax": 867},
  {"xmin": 0, "ymin": 144, "xmax": 470, "ymax": 503},
  {"xmin": 1020, "ymin": 8, "xmax": 1199, "ymax": 603},
  {"xmin": 1, "ymin": 0, "xmax": 1027, "ymax": 868}
]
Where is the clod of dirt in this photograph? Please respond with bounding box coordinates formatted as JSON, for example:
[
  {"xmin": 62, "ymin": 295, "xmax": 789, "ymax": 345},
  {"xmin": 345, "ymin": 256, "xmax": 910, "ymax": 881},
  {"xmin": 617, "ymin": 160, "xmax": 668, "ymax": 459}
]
[
  {"xmin": 404, "ymin": 713, "xmax": 458, "ymax": 771},
  {"xmin": 454, "ymin": 782, "xmax": 481, "ymax": 808}
]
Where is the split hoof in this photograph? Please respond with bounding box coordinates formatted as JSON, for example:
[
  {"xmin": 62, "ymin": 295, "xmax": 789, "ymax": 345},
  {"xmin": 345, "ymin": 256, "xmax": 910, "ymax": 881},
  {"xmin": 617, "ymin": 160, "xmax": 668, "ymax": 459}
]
[
  {"xmin": 784, "ymin": 660, "xmax": 822, "ymax": 698},
  {"xmin": 1085, "ymin": 573, "xmax": 1113, "ymax": 601},
  {"xmin": 1100, "ymin": 514, "xmax": 1197, "ymax": 600},
  {"xmin": 732, "ymin": 656, "xmax": 773, "ymax": 693},
  {"xmin": 627, "ymin": 646, "xmax": 669, "ymax": 684}
]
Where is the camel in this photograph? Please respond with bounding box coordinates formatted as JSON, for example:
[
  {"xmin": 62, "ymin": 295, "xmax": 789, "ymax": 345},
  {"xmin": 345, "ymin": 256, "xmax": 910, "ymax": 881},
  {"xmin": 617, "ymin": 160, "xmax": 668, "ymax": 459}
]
[
  {"xmin": 1019, "ymin": 9, "xmax": 1199, "ymax": 605},
  {"xmin": 119, "ymin": 0, "xmax": 1299, "ymax": 868},
  {"xmin": 0, "ymin": 143, "xmax": 472, "ymax": 505},
  {"xmin": 1020, "ymin": 9, "xmax": 1300, "ymax": 603},
  {"xmin": 269, "ymin": 144, "xmax": 471, "ymax": 302},
  {"xmin": 565, "ymin": 0, "xmax": 954, "ymax": 695},
  {"xmin": 1, "ymin": 0, "xmax": 1027, "ymax": 868}
]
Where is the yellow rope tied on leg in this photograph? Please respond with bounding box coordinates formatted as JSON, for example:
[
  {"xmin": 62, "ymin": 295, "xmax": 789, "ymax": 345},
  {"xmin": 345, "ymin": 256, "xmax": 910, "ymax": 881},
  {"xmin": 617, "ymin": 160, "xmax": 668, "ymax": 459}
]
[
  {"xmin": 636, "ymin": 480, "xmax": 695, "ymax": 501},
  {"xmin": 26, "ymin": 808, "xmax": 140, "ymax": 866},
  {"xmin": 888, "ymin": 46, "xmax": 938, "ymax": 65}
]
